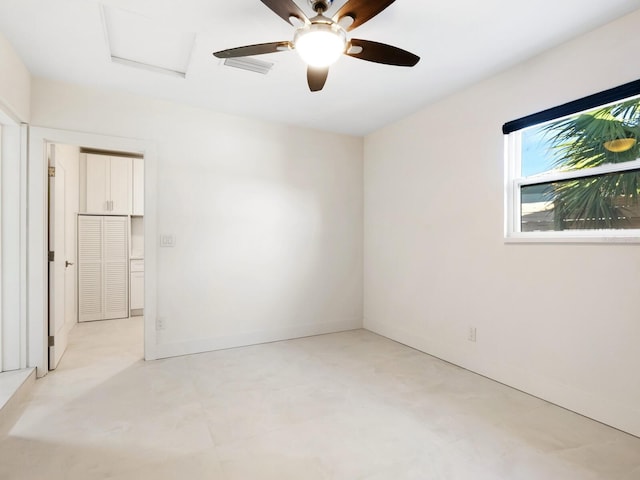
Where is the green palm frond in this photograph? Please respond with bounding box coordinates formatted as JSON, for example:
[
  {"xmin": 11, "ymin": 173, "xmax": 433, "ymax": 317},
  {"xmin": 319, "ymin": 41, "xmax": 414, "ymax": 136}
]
[{"xmin": 539, "ymin": 97, "xmax": 640, "ymax": 229}]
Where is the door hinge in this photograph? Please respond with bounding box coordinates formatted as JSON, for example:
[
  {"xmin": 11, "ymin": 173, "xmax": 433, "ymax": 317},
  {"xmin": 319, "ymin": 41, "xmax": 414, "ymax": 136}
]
[
  {"xmin": 48, "ymin": 251, "xmax": 55, "ymax": 262},
  {"xmin": 48, "ymin": 336, "xmax": 55, "ymax": 347},
  {"xmin": 48, "ymin": 166, "xmax": 55, "ymax": 177}
]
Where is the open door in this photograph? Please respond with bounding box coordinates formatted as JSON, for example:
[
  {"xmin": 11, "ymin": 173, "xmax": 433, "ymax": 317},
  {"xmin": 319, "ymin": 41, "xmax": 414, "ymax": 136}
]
[{"xmin": 48, "ymin": 144, "xmax": 77, "ymax": 369}]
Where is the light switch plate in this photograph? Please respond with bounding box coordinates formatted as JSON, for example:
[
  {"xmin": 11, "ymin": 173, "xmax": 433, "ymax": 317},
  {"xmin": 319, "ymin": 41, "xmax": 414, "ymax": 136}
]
[{"xmin": 160, "ymin": 234, "xmax": 175, "ymax": 247}]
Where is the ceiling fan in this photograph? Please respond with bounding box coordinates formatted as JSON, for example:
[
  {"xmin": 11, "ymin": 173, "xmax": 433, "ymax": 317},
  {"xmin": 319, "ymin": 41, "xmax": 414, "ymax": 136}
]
[{"xmin": 213, "ymin": 0, "xmax": 420, "ymax": 92}]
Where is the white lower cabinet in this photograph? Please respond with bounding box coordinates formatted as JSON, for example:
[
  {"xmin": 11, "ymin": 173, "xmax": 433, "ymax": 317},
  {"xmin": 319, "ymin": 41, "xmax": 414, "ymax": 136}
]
[
  {"xmin": 130, "ymin": 259, "xmax": 144, "ymax": 312},
  {"xmin": 78, "ymin": 215, "xmax": 129, "ymax": 322}
]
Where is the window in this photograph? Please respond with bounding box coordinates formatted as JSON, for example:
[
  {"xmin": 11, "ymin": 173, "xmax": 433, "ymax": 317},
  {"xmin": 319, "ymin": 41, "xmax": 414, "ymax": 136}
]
[{"xmin": 504, "ymin": 79, "xmax": 640, "ymax": 242}]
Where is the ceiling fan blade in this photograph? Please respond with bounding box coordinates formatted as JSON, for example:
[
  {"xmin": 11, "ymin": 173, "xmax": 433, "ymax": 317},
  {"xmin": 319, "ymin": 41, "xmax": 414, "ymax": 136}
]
[
  {"xmin": 260, "ymin": 0, "xmax": 309, "ymax": 25},
  {"xmin": 332, "ymin": 0, "xmax": 396, "ymax": 31},
  {"xmin": 307, "ymin": 66, "xmax": 329, "ymax": 92},
  {"xmin": 213, "ymin": 41, "xmax": 292, "ymax": 59},
  {"xmin": 347, "ymin": 39, "xmax": 419, "ymax": 66}
]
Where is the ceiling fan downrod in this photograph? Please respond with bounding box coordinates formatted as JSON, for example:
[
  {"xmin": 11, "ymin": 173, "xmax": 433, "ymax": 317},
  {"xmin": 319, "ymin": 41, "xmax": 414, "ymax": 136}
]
[{"xmin": 308, "ymin": 0, "xmax": 333, "ymax": 14}]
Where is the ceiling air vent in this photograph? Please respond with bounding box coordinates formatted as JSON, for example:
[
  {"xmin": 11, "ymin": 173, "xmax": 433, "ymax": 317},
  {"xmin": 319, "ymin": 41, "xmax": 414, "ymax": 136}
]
[{"xmin": 223, "ymin": 57, "xmax": 274, "ymax": 75}]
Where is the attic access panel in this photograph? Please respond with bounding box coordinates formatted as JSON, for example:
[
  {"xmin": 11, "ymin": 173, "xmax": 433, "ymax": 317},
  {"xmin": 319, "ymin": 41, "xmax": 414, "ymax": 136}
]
[{"xmin": 102, "ymin": 5, "xmax": 195, "ymax": 77}]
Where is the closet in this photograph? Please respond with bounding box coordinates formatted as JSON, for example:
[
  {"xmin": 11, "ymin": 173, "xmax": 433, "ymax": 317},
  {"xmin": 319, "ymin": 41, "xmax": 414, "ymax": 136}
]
[
  {"xmin": 78, "ymin": 215, "xmax": 129, "ymax": 321},
  {"xmin": 77, "ymin": 152, "xmax": 144, "ymax": 321}
]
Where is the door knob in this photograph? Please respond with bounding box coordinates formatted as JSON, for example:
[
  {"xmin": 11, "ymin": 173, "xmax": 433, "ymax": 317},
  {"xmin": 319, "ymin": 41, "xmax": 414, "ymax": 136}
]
[{"xmin": 65, "ymin": 261, "xmax": 74, "ymax": 268}]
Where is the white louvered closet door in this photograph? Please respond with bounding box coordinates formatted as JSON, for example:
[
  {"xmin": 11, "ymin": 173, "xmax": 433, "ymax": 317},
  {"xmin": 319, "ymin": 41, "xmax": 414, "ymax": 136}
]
[
  {"xmin": 78, "ymin": 215, "xmax": 129, "ymax": 322},
  {"xmin": 78, "ymin": 216, "xmax": 103, "ymax": 322},
  {"xmin": 103, "ymin": 216, "xmax": 129, "ymax": 319}
]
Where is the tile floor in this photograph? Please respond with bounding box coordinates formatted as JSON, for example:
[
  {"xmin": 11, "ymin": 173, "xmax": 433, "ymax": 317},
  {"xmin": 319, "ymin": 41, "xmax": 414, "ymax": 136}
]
[{"xmin": 1, "ymin": 317, "xmax": 639, "ymax": 479}]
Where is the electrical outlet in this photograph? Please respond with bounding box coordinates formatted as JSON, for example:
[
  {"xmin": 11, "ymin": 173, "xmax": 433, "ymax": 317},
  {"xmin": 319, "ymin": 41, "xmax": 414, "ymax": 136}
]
[
  {"xmin": 468, "ymin": 326, "xmax": 477, "ymax": 343},
  {"xmin": 156, "ymin": 317, "xmax": 166, "ymax": 331}
]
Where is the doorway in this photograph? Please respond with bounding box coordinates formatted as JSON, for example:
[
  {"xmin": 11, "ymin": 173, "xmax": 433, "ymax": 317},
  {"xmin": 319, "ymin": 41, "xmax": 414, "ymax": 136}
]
[
  {"xmin": 28, "ymin": 127, "xmax": 157, "ymax": 377},
  {"xmin": 47, "ymin": 143, "xmax": 146, "ymax": 370}
]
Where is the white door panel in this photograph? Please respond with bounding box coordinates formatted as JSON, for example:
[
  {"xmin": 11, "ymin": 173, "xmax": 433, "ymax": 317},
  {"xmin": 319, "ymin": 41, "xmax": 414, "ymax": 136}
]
[
  {"xmin": 48, "ymin": 144, "xmax": 77, "ymax": 369},
  {"xmin": 103, "ymin": 216, "xmax": 128, "ymax": 319},
  {"xmin": 109, "ymin": 156, "xmax": 132, "ymax": 214},
  {"xmin": 130, "ymin": 271, "xmax": 144, "ymax": 310},
  {"xmin": 78, "ymin": 216, "xmax": 103, "ymax": 322},
  {"xmin": 85, "ymin": 153, "xmax": 109, "ymax": 213},
  {"xmin": 104, "ymin": 263, "xmax": 128, "ymax": 319}
]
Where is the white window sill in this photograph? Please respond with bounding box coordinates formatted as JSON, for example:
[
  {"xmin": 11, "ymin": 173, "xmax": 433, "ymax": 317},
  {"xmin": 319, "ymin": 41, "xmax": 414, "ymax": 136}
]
[{"xmin": 504, "ymin": 233, "xmax": 640, "ymax": 244}]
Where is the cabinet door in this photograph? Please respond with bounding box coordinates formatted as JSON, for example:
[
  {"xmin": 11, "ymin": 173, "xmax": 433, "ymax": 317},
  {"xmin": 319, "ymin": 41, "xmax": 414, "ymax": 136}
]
[
  {"xmin": 132, "ymin": 158, "xmax": 144, "ymax": 215},
  {"xmin": 85, "ymin": 154, "xmax": 109, "ymax": 213},
  {"xmin": 109, "ymin": 156, "xmax": 132, "ymax": 214},
  {"xmin": 103, "ymin": 216, "xmax": 129, "ymax": 320},
  {"xmin": 78, "ymin": 216, "xmax": 103, "ymax": 322},
  {"xmin": 130, "ymin": 271, "xmax": 144, "ymax": 310}
]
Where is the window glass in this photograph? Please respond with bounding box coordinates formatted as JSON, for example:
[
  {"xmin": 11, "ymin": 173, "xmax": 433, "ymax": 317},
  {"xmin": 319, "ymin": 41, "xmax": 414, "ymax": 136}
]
[
  {"xmin": 521, "ymin": 169, "xmax": 640, "ymax": 232},
  {"xmin": 521, "ymin": 127, "xmax": 555, "ymax": 177},
  {"xmin": 507, "ymin": 93, "xmax": 640, "ymax": 240}
]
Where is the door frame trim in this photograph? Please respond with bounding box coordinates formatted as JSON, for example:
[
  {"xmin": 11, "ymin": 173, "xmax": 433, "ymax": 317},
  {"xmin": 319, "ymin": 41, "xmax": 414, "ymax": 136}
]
[{"xmin": 29, "ymin": 126, "xmax": 158, "ymax": 376}]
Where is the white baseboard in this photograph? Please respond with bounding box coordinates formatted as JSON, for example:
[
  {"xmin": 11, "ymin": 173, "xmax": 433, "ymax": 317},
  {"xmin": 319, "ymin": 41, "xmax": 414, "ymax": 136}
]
[
  {"xmin": 154, "ymin": 318, "xmax": 363, "ymax": 359},
  {"xmin": 365, "ymin": 318, "xmax": 640, "ymax": 438}
]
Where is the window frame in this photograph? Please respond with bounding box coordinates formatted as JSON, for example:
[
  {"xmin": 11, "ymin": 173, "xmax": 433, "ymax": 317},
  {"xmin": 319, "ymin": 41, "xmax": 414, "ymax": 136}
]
[{"xmin": 504, "ymin": 81, "xmax": 640, "ymax": 244}]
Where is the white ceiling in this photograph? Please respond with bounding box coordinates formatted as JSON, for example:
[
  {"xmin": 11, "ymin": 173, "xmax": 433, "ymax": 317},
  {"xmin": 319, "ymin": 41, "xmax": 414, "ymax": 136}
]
[{"xmin": 0, "ymin": 0, "xmax": 638, "ymax": 135}]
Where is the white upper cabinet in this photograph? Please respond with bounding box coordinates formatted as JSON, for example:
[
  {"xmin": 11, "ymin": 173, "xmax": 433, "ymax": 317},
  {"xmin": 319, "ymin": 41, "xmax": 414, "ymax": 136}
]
[
  {"xmin": 132, "ymin": 157, "xmax": 144, "ymax": 215},
  {"xmin": 81, "ymin": 153, "xmax": 132, "ymax": 214},
  {"xmin": 85, "ymin": 154, "xmax": 109, "ymax": 213},
  {"xmin": 109, "ymin": 156, "xmax": 132, "ymax": 214}
]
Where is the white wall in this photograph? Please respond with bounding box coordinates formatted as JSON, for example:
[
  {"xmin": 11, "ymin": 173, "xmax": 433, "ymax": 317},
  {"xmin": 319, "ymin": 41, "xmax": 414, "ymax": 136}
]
[
  {"xmin": 0, "ymin": 31, "xmax": 30, "ymax": 372},
  {"xmin": 31, "ymin": 80, "xmax": 363, "ymax": 358},
  {"xmin": 0, "ymin": 31, "xmax": 30, "ymax": 123},
  {"xmin": 364, "ymin": 10, "xmax": 640, "ymax": 436},
  {"xmin": 1, "ymin": 124, "xmax": 25, "ymax": 372}
]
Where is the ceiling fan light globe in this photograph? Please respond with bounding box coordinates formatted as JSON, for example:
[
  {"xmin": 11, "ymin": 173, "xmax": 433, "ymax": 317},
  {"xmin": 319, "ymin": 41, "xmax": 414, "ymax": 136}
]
[{"xmin": 294, "ymin": 23, "xmax": 346, "ymax": 68}]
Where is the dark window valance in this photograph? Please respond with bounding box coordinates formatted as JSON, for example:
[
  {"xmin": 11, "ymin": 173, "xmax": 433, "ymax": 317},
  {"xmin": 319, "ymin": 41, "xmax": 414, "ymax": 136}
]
[{"xmin": 502, "ymin": 78, "xmax": 640, "ymax": 134}]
